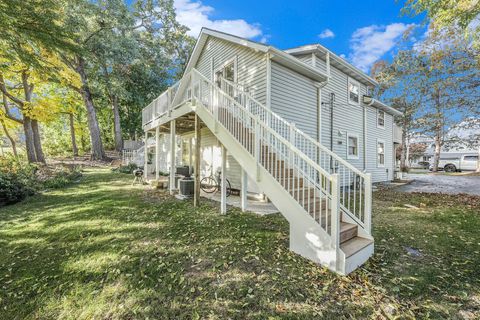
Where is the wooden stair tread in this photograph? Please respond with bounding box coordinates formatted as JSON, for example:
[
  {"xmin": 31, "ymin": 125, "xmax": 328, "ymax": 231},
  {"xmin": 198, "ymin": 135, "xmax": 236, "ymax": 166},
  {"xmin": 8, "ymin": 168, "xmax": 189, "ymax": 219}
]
[
  {"xmin": 340, "ymin": 222, "xmax": 356, "ymax": 233},
  {"xmin": 340, "ymin": 222, "xmax": 358, "ymax": 244},
  {"xmin": 340, "ymin": 237, "xmax": 373, "ymax": 258}
]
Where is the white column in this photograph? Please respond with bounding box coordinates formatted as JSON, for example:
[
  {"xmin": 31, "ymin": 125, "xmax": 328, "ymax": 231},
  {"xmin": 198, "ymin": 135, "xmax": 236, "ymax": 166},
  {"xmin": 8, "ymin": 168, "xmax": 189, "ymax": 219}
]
[
  {"xmin": 169, "ymin": 120, "xmax": 176, "ymax": 195},
  {"xmin": 194, "ymin": 116, "xmax": 201, "ymax": 207},
  {"xmin": 188, "ymin": 136, "xmax": 193, "ymax": 170},
  {"xmin": 144, "ymin": 131, "xmax": 148, "ymax": 180},
  {"xmin": 241, "ymin": 168, "xmax": 247, "ymax": 212},
  {"xmin": 220, "ymin": 145, "xmax": 227, "ymax": 214},
  {"xmin": 155, "ymin": 126, "xmax": 160, "ymax": 180}
]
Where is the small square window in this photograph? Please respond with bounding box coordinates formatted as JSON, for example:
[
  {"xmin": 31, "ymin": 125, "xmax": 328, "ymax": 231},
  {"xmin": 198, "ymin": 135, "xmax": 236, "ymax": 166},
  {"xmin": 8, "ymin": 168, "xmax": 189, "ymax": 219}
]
[
  {"xmin": 348, "ymin": 78, "xmax": 359, "ymax": 105},
  {"xmin": 377, "ymin": 110, "xmax": 385, "ymax": 128},
  {"xmin": 347, "ymin": 134, "xmax": 359, "ymax": 159}
]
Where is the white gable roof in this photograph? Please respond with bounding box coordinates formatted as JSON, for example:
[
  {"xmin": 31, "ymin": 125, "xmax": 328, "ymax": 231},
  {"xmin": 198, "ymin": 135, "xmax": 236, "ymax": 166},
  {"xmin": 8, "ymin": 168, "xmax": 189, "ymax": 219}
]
[
  {"xmin": 285, "ymin": 44, "xmax": 379, "ymax": 87},
  {"xmin": 182, "ymin": 28, "xmax": 401, "ymax": 117},
  {"xmin": 184, "ymin": 28, "xmax": 329, "ymax": 83}
]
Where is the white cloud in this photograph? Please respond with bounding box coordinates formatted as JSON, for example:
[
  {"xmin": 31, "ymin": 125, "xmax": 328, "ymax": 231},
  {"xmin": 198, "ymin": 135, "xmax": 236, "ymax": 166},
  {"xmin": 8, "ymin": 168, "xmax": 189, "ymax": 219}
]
[
  {"xmin": 174, "ymin": 0, "xmax": 263, "ymax": 40},
  {"xmin": 318, "ymin": 29, "xmax": 335, "ymax": 39},
  {"xmin": 348, "ymin": 23, "xmax": 415, "ymax": 72}
]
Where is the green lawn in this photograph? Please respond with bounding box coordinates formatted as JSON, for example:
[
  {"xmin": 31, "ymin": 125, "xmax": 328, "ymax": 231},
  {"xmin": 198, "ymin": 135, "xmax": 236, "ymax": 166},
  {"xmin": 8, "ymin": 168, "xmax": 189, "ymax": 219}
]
[{"xmin": 1, "ymin": 168, "xmax": 479, "ymax": 319}]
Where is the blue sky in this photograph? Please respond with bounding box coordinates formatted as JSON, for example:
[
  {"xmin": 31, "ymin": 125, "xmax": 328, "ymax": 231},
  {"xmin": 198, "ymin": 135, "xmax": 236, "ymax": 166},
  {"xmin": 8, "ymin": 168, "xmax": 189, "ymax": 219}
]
[{"xmin": 174, "ymin": 0, "xmax": 427, "ymax": 73}]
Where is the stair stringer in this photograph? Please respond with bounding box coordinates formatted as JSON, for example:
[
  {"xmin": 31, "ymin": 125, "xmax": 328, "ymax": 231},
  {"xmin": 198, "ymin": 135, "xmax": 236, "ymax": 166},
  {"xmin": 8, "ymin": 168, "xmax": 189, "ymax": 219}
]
[{"xmin": 193, "ymin": 102, "xmax": 346, "ymax": 273}]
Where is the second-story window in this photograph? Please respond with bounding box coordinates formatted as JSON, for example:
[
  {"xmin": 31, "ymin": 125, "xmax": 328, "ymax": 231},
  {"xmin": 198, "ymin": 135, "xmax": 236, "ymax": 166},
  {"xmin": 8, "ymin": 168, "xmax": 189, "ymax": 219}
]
[
  {"xmin": 348, "ymin": 78, "xmax": 360, "ymax": 105},
  {"xmin": 377, "ymin": 110, "xmax": 385, "ymax": 128}
]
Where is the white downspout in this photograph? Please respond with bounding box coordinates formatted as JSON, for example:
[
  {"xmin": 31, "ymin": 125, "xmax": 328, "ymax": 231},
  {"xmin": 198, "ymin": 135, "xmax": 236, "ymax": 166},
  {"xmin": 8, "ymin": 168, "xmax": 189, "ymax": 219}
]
[
  {"xmin": 364, "ymin": 98, "xmax": 375, "ymax": 171},
  {"xmin": 266, "ymin": 53, "xmax": 272, "ymax": 109}
]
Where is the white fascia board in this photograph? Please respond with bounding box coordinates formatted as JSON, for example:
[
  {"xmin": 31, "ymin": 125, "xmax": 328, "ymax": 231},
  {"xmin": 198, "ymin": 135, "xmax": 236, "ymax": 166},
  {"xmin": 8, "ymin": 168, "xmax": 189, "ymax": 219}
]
[
  {"xmin": 285, "ymin": 45, "xmax": 379, "ymax": 87},
  {"xmin": 268, "ymin": 47, "xmax": 328, "ymax": 82},
  {"xmin": 183, "ymin": 28, "xmax": 328, "ymax": 83},
  {"xmin": 370, "ymin": 99, "xmax": 403, "ymax": 117},
  {"xmin": 184, "ymin": 28, "xmax": 269, "ymax": 75}
]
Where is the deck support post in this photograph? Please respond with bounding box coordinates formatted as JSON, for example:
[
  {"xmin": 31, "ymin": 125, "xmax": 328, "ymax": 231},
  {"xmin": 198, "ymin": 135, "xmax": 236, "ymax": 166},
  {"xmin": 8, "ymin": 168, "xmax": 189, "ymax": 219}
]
[
  {"xmin": 155, "ymin": 126, "xmax": 160, "ymax": 180},
  {"xmin": 144, "ymin": 131, "xmax": 149, "ymax": 180},
  {"xmin": 241, "ymin": 168, "xmax": 248, "ymax": 212},
  {"xmin": 188, "ymin": 136, "xmax": 193, "ymax": 174},
  {"xmin": 169, "ymin": 120, "xmax": 176, "ymax": 195},
  {"xmin": 220, "ymin": 144, "xmax": 227, "ymax": 214},
  {"xmin": 364, "ymin": 173, "xmax": 372, "ymax": 234},
  {"xmin": 330, "ymin": 174, "xmax": 341, "ymax": 271},
  {"xmin": 194, "ymin": 115, "xmax": 201, "ymax": 207}
]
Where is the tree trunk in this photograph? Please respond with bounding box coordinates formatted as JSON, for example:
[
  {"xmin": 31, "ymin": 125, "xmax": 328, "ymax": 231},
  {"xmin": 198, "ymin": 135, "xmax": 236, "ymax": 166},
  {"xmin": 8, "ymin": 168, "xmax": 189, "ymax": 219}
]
[
  {"xmin": 20, "ymin": 71, "xmax": 41, "ymax": 163},
  {"xmin": 23, "ymin": 117, "xmax": 37, "ymax": 162},
  {"xmin": 76, "ymin": 57, "xmax": 105, "ymax": 160},
  {"xmin": 69, "ymin": 113, "xmax": 79, "ymax": 157},
  {"xmin": 102, "ymin": 64, "xmax": 123, "ymax": 153},
  {"xmin": 400, "ymin": 131, "xmax": 407, "ymax": 172},
  {"xmin": 432, "ymin": 134, "xmax": 441, "ymax": 172},
  {"xmin": 0, "ymin": 120, "xmax": 17, "ymax": 157},
  {"xmin": 31, "ymin": 119, "xmax": 45, "ymax": 163},
  {"xmin": 112, "ymin": 95, "xmax": 123, "ymax": 152},
  {"xmin": 477, "ymin": 147, "xmax": 480, "ymax": 173},
  {"xmin": 431, "ymin": 89, "xmax": 443, "ymax": 173}
]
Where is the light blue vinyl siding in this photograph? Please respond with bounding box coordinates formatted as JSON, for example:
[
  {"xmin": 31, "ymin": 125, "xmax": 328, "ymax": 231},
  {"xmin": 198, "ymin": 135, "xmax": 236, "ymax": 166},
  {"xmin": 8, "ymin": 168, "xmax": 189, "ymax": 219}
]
[
  {"xmin": 296, "ymin": 53, "xmax": 395, "ymax": 182},
  {"xmin": 192, "ymin": 36, "xmax": 267, "ymax": 193},
  {"xmin": 270, "ymin": 61, "xmax": 318, "ymax": 140},
  {"xmin": 195, "ymin": 37, "xmax": 267, "ymax": 104}
]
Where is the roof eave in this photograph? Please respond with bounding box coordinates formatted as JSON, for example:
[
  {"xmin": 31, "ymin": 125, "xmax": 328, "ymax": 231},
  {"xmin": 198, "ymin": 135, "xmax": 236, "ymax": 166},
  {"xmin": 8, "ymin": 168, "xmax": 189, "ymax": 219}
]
[
  {"xmin": 371, "ymin": 99, "xmax": 403, "ymax": 117},
  {"xmin": 184, "ymin": 28, "xmax": 269, "ymax": 75},
  {"xmin": 268, "ymin": 47, "xmax": 328, "ymax": 82},
  {"xmin": 285, "ymin": 45, "xmax": 379, "ymax": 87},
  {"xmin": 184, "ymin": 28, "xmax": 328, "ymax": 83}
]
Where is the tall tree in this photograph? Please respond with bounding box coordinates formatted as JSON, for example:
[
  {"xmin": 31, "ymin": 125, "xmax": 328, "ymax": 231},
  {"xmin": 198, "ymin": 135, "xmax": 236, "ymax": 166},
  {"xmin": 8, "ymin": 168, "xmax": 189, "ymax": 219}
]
[
  {"xmin": 372, "ymin": 51, "xmax": 422, "ymax": 172},
  {"xmin": 0, "ymin": 69, "xmax": 42, "ymax": 162},
  {"xmin": 415, "ymin": 27, "xmax": 479, "ymax": 171},
  {"xmin": 60, "ymin": 0, "xmax": 193, "ymax": 158},
  {"xmin": 403, "ymin": 0, "xmax": 480, "ymax": 47},
  {"xmin": 0, "ymin": 0, "xmax": 77, "ymax": 67},
  {"xmin": 1, "ymin": 0, "xmax": 77, "ymax": 163}
]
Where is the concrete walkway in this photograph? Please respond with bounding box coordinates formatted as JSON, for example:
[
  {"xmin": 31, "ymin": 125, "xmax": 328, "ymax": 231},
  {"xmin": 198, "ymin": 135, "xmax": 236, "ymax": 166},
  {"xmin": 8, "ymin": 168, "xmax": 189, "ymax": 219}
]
[{"xmin": 201, "ymin": 192, "xmax": 279, "ymax": 215}]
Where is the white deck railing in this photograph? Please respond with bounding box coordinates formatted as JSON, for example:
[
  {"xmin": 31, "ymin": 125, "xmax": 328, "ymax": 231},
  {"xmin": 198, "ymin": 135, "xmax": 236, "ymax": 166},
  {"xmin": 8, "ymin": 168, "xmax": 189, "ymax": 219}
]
[
  {"xmin": 142, "ymin": 80, "xmax": 181, "ymax": 127},
  {"xmin": 218, "ymin": 77, "xmax": 371, "ymax": 233},
  {"xmin": 141, "ymin": 69, "xmax": 372, "ymax": 237}
]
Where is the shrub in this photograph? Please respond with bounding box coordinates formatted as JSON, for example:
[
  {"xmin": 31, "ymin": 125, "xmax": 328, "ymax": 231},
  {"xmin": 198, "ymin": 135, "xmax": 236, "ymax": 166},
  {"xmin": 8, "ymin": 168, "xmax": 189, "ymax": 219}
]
[
  {"xmin": 0, "ymin": 156, "xmax": 37, "ymax": 206},
  {"xmin": 40, "ymin": 166, "xmax": 82, "ymax": 189},
  {"xmin": 0, "ymin": 156, "xmax": 83, "ymax": 206},
  {"xmin": 113, "ymin": 163, "xmax": 138, "ymax": 174}
]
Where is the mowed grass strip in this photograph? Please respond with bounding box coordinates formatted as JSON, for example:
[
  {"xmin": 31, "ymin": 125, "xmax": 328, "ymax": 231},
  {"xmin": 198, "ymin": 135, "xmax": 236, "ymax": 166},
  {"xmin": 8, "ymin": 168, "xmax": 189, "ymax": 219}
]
[{"xmin": 0, "ymin": 168, "xmax": 479, "ymax": 319}]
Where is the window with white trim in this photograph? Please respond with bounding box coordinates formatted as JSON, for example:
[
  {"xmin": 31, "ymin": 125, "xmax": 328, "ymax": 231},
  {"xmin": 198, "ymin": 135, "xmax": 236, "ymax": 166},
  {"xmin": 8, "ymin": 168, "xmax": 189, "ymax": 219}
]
[
  {"xmin": 347, "ymin": 134, "xmax": 359, "ymax": 159},
  {"xmin": 377, "ymin": 110, "xmax": 385, "ymax": 128},
  {"xmin": 348, "ymin": 78, "xmax": 360, "ymax": 105},
  {"xmin": 377, "ymin": 140, "xmax": 385, "ymax": 167}
]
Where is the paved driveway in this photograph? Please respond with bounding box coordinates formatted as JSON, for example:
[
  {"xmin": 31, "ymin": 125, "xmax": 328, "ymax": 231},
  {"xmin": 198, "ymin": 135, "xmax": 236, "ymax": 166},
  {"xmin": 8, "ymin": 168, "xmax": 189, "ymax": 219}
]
[{"xmin": 397, "ymin": 173, "xmax": 480, "ymax": 195}]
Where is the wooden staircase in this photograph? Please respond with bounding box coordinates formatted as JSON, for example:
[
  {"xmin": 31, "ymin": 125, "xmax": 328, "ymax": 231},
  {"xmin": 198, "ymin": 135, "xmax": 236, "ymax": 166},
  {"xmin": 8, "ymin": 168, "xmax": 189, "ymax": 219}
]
[
  {"xmin": 262, "ymin": 148, "xmax": 374, "ymax": 261},
  {"xmin": 143, "ymin": 68, "xmax": 375, "ymax": 274}
]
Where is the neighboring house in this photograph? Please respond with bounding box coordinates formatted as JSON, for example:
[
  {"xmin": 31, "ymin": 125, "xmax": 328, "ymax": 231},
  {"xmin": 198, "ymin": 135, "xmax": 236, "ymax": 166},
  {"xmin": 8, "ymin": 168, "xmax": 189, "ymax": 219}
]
[{"xmin": 141, "ymin": 28, "xmax": 402, "ymax": 274}]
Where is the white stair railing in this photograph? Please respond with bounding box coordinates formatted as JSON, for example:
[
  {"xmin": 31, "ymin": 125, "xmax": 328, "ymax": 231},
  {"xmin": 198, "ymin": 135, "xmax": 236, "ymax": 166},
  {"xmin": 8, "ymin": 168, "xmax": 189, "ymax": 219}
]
[
  {"xmin": 218, "ymin": 77, "xmax": 371, "ymax": 233},
  {"xmin": 142, "ymin": 68, "xmax": 372, "ymax": 237},
  {"xmin": 190, "ymin": 69, "xmax": 340, "ymax": 237}
]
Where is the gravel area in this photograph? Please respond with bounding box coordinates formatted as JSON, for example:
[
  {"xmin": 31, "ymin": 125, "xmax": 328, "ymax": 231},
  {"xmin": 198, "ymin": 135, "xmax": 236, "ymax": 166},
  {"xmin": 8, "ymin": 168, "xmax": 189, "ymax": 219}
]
[{"xmin": 396, "ymin": 173, "xmax": 480, "ymax": 196}]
